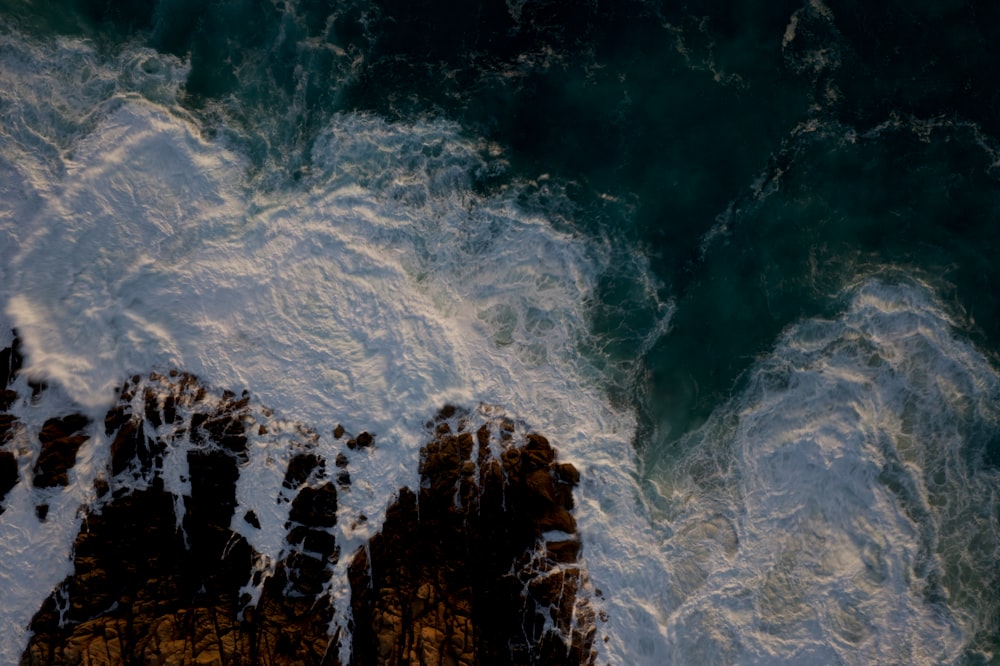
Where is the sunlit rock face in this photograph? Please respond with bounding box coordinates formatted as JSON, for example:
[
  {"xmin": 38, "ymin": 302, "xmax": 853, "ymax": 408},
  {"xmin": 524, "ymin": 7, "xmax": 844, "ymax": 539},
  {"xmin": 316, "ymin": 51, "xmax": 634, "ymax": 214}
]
[
  {"xmin": 349, "ymin": 406, "xmax": 595, "ymax": 666},
  {"xmin": 0, "ymin": 336, "xmax": 595, "ymax": 665}
]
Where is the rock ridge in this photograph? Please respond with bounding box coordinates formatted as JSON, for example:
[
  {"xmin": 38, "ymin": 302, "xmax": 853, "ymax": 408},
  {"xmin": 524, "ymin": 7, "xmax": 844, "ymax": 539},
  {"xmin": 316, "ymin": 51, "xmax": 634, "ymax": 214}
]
[{"xmin": 0, "ymin": 335, "xmax": 598, "ymax": 665}]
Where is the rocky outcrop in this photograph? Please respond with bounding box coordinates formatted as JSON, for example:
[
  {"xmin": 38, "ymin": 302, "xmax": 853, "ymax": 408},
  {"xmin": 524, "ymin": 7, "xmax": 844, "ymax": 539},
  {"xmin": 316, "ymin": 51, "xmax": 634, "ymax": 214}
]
[
  {"xmin": 348, "ymin": 406, "xmax": 596, "ymax": 665},
  {"xmin": 0, "ymin": 333, "xmax": 92, "ymax": 514},
  {"xmin": 32, "ymin": 413, "xmax": 92, "ymax": 489},
  {"xmin": 4, "ymin": 335, "xmax": 597, "ymax": 665},
  {"xmin": 21, "ymin": 371, "xmax": 343, "ymax": 666}
]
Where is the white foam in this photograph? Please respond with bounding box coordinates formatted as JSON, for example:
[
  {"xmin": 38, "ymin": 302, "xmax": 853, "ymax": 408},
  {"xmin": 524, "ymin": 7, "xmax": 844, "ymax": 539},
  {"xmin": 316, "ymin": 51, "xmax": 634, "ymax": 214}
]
[
  {"xmin": 0, "ymin": 355, "xmax": 106, "ymax": 661},
  {"xmin": 647, "ymin": 277, "xmax": 1000, "ymax": 664},
  {"xmin": 5, "ymin": 27, "xmax": 999, "ymax": 666},
  {"xmin": 0, "ymin": 30, "xmax": 671, "ymax": 663}
]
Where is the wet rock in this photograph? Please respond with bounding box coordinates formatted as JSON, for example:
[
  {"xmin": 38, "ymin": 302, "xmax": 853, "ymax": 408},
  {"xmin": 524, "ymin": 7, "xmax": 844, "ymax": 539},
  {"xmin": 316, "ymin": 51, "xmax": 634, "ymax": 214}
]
[
  {"xmin": 32, "ymin": 414, "xmax": 91, "ymax": 488},
  {"xmin": 0, "ymin": 413, "xmax": 16, "ymax": 445},
  {"xmin": 0, "ymin": 332, "xmax": 23, "ymax": 389},
  {"xmin": 0, "ymin": 450, "xmax": 18, "ymax": 508},
  {"xmin": 16, "ymin": 365, "xmax": 596, "ymax": 666},
  {"xmin": 349, "ymin": 409, "xmax": 596, "ymax": 666},
  {"xmin": 288, "ymin": 482, "xmax": 338, "ymax": 528},
  {"xmin": 21, "ymin": 374, "xmax": 342, "ymax": 666},
  {"xmin": 285, "ymin": 453, "xmax": 325, "ymax": 489}
]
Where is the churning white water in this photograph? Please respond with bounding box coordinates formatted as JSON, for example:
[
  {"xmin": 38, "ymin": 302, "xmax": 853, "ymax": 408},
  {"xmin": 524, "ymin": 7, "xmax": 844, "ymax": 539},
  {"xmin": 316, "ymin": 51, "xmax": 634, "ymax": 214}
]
[
  {"xmin": 0, "ymin": 29, "xmax": 670, "ymax": 664},
  {"xmin": 1, "ymin": 25, "xmax": 998, "ymax": 666},
  {"xmin": 646, "ymin": 277, "xmax": 1000, "ymax": 665}
]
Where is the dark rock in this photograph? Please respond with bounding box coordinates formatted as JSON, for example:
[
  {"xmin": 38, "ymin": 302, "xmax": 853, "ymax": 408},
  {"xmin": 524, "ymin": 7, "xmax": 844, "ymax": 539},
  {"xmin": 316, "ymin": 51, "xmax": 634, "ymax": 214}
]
[
  {"xmin": 143, "ymin": 387, "xmax": 162, "ymax": 428},
  {"xmin": 162, "ymin": 393, "xmax": 178, "ymax": 424},
  {"xmin": 0, "ymin": 413, "xmax": 16, "ymax": 445},
  {"xmin": 21, "ymin": 373, "xmax": 342, "ymax": 666},
  {"xmin": 288, "ymin": 482, "xmax": 338, "ymax": 528},
  {"xmin": 555, "ymin": 462, "xmax": 581, "ymax": 485},
  {"xmin": 334, "ymin": 423, "xmax": 345, "ymax": 439},
  {"xmin": 545, "ymin": 539, "xmax": 581, "ymax": 564},
  {"xmin": 103, "ymin": 403, "xmax": 128, "ymax": 436},
  {"xmin": 0, "ymin": 333, "xmax": 23, "ymax": 389},
  {"xmin": 32, "ymin": 414, "xmax": 91, "ymax": 488},
  {"xmin": 17, "ymin": 370, "xmax": 596, "ymax": 666},
  {"xmin": 200, "ymin": 413, "xmax": 247, "ymax": 457},
  {"xmin": 288, "ymin": 525, "xmax": 338, "ymax": 556},
  {"xmin": 0, "ymin": 450, "xmax": 18, "ymax": 509},
  {"xmin": 284, "ymin": 453, "xmax": 324, "ymax": 489},
  {"xmin": 349, "ymin": 411, "xmax": 596, "ymax": 666},
  {"xmin": 109, "ymin": 418, "xmax": 153, "ymax": 477}
]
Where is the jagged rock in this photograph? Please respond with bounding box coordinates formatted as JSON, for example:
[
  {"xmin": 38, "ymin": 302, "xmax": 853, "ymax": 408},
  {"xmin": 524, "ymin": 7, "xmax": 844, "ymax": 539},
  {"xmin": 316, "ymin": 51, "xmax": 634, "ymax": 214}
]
[
  {"xmin": 349, "ymin": 406, "xmax": 597, "ymax": 666},
  {"xmin": 33, "ymin": 414, "xmax": 91, "ymax": 488},
  {"xmin": 22, "ymin": 373, "xmax": 342, "ymax": 666},
  {"xmin": 13, "ymin": 358, "xmax": 597, "ymax": 665}
]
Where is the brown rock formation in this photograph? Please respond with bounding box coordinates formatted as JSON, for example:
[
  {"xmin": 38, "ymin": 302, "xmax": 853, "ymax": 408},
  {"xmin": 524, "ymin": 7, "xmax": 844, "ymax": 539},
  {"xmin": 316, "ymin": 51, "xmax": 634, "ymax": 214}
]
[
  {"xmin": 9, "ymin": 343, "xmax": 598, "ymax": 665},
  {"xmin": 22, "ymin": 372, "xmax": 342, "ymax": 666},
  {"xmin": 348, "ymin": 406, "xmax": 597, "ymax": 666},
  {"xmin": 32, "ymin": 413, "xmax": 92, "ymax": 489}
]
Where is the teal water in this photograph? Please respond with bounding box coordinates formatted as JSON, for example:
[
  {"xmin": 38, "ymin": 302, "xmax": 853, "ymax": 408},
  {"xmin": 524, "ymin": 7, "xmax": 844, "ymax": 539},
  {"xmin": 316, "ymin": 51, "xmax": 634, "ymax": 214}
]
[{"xmin": 2, "ymin": 0, "xmax": 999, "ymax": 662}]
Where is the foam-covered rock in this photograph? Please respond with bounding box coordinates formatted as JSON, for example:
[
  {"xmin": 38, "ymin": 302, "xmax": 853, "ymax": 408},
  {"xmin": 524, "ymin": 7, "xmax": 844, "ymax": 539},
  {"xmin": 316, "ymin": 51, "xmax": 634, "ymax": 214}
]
[
  {"xmin": 21, "ymin": 371, "xmax": 341, "ymax": 666},
  {"xmin": 349, "ymin": 406, "xmax": 596, "ymax": 665},
  {"xmin": 10, "ymin": 352, "xmax": 596, "ymax": 665}
]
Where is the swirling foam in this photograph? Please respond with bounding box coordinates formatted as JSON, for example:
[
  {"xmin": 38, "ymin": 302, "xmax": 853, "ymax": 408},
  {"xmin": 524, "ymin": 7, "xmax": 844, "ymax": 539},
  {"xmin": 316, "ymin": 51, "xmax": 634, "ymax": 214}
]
[
  {"xmin": 647, "ymin": 277, "xmax": 1000, "ymax": 664},
  {"xmin": 0, "ymin": 30, "xmax": 670, "ymax": 663}
]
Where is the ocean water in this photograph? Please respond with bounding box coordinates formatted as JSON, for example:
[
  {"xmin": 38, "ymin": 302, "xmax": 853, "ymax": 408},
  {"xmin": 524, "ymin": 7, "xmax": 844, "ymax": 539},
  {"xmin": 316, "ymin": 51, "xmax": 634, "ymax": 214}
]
[{"xmin": 1, "ymin": 1, "xmax": 999, "ymax": 664}]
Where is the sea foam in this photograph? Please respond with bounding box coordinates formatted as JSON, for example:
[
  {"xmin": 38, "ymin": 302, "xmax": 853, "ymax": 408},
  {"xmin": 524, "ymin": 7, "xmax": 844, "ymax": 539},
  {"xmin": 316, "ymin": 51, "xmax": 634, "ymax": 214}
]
[
  {"xmin": 0, "ymin": 30, "xmax": 670, "ymax": 664},
  {"xmin": 647, "ymin": 277, "xmax": 1000, "ymax": 664}
]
